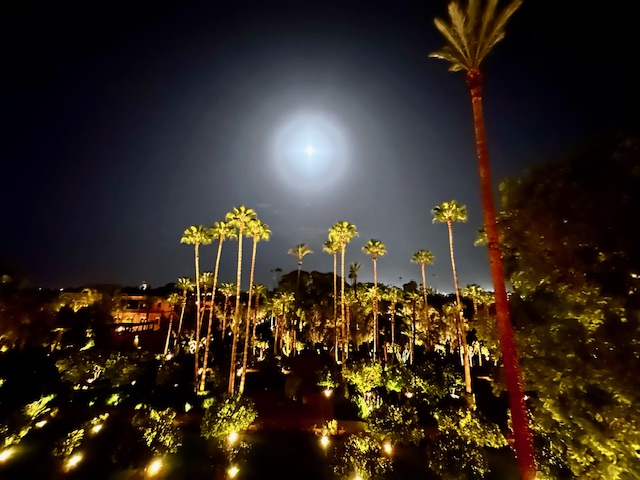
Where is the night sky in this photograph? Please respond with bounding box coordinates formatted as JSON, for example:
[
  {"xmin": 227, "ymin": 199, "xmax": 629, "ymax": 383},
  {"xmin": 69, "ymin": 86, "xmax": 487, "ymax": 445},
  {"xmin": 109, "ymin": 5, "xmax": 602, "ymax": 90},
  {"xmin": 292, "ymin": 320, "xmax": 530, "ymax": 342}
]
[{"xmin": 2, "ymin": 1, "xmax": 636, "ymax": 293}]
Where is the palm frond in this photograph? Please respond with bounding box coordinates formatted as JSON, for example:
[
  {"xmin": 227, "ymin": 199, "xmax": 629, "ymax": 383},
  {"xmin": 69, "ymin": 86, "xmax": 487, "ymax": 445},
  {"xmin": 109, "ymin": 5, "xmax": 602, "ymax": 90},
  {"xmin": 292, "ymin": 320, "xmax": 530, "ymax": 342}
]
[
  {"xmin": 429, "ymin": 47, "xmax": 467, "ymax": 72},
  {"xmin": 448, "ymin": 2, "xmax": 472, "ymax": 65},
  {"xmin": 475, "ymin": 0, "xmax": 499, "ymax": 62},
  {"xmin": 433, "ymin": 17, "xmax": 466, "ymax": 59},
  {"xmin": 481, "ymin": 0, "xmax": 522, "ymax": 60}
]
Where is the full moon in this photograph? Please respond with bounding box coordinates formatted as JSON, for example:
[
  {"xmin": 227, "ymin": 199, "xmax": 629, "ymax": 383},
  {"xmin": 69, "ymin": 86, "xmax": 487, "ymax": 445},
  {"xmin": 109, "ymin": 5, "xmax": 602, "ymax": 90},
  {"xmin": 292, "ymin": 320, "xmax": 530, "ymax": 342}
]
[{"xmin": 269, "ymin": 111, "xmax": 351, "ymax": 194}]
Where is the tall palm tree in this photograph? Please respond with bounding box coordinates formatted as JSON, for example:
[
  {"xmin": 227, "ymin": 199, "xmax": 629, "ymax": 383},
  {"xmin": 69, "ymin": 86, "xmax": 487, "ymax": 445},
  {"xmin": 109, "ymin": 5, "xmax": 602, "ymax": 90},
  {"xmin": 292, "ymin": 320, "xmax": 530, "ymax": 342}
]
[
  {"xmin": 329, "ymin": 222, "xmax": 359, "ymax": 362},
  {"xmin": 385, "ymin": 286, "xmax": 403, "ymax": 362},
  {"xmin": 323, "ymin": 237, "xmax": 341, "ymax": 362},
  {"xmin": 225, "ymin": 206, "xmax": 257, "ymax": 395},
  {"xmin": 411, "ymin": 250, "xmax": 435, "ymax": 312},
  {"xmin": 349, "ymin": 262, "xmax": 361, "ymax": 291},
  {"xmin": 288, "ymin": 243, "xmax": 313, "ymax": 293},
  {"xmin": 429, "ymin": 2, "xmax": 534, "ymax": 477},
  {"xmin": 198, "ymin": 221, "xmax": 236, "ymax": 393},
  {"xmin": 180, "ymin": 225, "xmax": 213, "ymax": 392},
  {"xmin": 163, "ymin": 292, "xmax": 180, "ymax": 355},
  {"xmin": 175, "ymin": 277, "xmax": 194, "ymax": 342},
  {"xmin": 239, "ymin": 219, "xmax": 271, "ymax": 394},
  {"xmin": 362, "ymin": 239, "xmax": 386, "ymax": 360},
  {"xmin": 432, "ymin": 200, "xmax": 472, "ymax": 396}
]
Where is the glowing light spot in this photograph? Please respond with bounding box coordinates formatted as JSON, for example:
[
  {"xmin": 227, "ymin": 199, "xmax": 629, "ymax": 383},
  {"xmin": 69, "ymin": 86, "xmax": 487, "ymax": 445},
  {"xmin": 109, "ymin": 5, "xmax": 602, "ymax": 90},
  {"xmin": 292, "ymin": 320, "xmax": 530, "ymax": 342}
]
[
  {"xmin": 64, "ymin": 453, "xmax": 83, "ymax": 471},
  {"xmin": 383, "ymin": 442, "xmax": 393, "ymax": 455},
  {"xmin": 91, "ymin": 424, "xmax": 103, "ymax": 434},
  {"xmin": 35, "ymin": 420, "xmax": 47, "ymax": 428},
  {"xmin": 228, "ymin": 465, "xmax": 239, "ymax": 478},
  {"xmin": 323, "ymin": 388, "xmax": 333, "ymax": 398},
  {"xmin": 228, "ymin": 432, "xmax": 238, "ymax": 444},
  {"xmin": 0, "ymin": 447, "xmax": 16, "ymax": 463},
  {"xmin": 320, "ymin": 435, "xmax": 329, "ymax": 448},
  {"xmin": 147, "ymin": 457, "xmax": 163, "ymax": 477}
]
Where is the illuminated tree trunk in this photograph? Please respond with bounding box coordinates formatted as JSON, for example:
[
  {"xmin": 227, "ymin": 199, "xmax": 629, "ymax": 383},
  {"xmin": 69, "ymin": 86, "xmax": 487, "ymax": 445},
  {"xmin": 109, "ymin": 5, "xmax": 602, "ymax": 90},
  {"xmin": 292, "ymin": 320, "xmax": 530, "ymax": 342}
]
[
  {"xmin": 228, "ymin": 229, "xmax": 244, "ymax": 396},
  {"xmin": 372, "ymin": 258, "xmax": 379, "ymax": 360},
  {"xmin": 467, "ymin": 69, "xmax": 536, "ymax": 479},
  {"xmin": 193, "ymin": 243, "xmax": 202, "ymax": 393},
  {"xmin": 199, "ymin": 238, "xmax": 224, "ymax": 392},
  {"xmin": 239, "ymin": 238, "xmax": 258, "ymax": 394},
  {"xmin": 447, "ymin": 220, "xmax": 472, "ymax": 396}
]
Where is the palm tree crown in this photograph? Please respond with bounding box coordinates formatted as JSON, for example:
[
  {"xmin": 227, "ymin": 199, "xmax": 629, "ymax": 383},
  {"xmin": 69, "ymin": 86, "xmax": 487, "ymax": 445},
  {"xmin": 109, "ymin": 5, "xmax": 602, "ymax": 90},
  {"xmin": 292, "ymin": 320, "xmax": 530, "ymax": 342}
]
[
  {"xmin": 432, "ymin": 200, "xmax": 468, "ymax": 225},
  {"xmin": 429, "ymin": 0, "xmax": 522, "ymax": 74},
  {"xmin": 288, "ymin": 243, "xmax": 313, "ymax": 267}
]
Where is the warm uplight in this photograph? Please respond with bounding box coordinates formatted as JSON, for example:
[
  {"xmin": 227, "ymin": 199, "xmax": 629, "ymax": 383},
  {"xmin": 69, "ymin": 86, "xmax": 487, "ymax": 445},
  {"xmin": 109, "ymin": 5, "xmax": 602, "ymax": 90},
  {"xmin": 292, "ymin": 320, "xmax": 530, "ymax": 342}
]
[
  {"xmin": 228, "ymin": 432, "xmax": 239, "ymax": 444},
  {"xmin": 320, "ymin": 435, "xmax": 329, "ymax": 448},
  {"xmin": 228, "ymin": 465, "xmax": 239, "ymax": 478},
  {"xmin": 91, "ymin": 424, "xmax": 103, "ymax": 434},
  {"xmin": 0, "ymin": 447, "xmax": 15, "ymax": 463},
  {"xmin": 64, "ymin": 452, "xmax": 83, "ymax": 471},
  {"xmin": 404, "ymin": 391, "xmax": 414, "ymax": 398},
  {"xmin": 323, "ymin": 388, "xmax": 333, "ymax": 398},
  {"xmin": 146, "ymin": 457, "xmax": 163, "ymax": 477},
  {"xmin": 383, "ymin": 442, "xmax": 393, "ymax": 455},
  {"xmin": 35, "ymin": 420, "xmax": 48, "ymax": 428}
]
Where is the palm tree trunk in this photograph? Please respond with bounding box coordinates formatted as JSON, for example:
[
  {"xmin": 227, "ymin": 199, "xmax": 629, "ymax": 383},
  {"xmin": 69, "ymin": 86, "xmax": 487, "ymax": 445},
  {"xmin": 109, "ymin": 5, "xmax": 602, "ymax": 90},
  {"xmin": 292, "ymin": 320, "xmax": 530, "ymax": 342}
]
[
  {"xmin": 193, "ymin": 243, "xmax": 202, "ymax": 393},
  {"xmin": 229, "ymin": 229, "xmax": 244, "ymax": 395},
  {"xmin": 373, "ymin": 258, "xmax": 379, "ymax": 360},
  {"xmin": 199, "ymin": 238, "xmax": 224, "ymax": 392},
  {"xmin": 221, "ymin": 296, "xmax": 229, "ymax": 340},
  {"xmin": 176, "ymin": 294, "xmax": 187, "ymax": 346},
  {"xmin": 333, "ymin": 253, "xmax": 338, "ymax": 363},
  {"xmin": 447, "ymin": 220, "xmax": 472, "ymax": 396},
  {"xmin": 420, "ymin": 264, "xmax": 429, "ymax": 344},
  {"xmin": 340, "ymin": 247, "xmax": 347, "ymax": 362},
  {"xmin": 467, "ymin": 71, "xmax": 535, "ymax": 479},
  {"xmin": 239, "ymin": 239, "xmax": 258, "ymax": 394},
  {"xmin": 163, "ymin": 313, "xmax": 174, "ymax": 355}
]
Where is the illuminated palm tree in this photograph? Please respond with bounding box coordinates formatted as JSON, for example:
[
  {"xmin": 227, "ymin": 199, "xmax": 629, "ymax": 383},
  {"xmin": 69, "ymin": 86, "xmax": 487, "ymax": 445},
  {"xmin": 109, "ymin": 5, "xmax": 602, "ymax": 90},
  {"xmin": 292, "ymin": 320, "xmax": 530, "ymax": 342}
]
[
  {"xmin": 198, "ymin": 221, "xmax": 236, "ymax": 393},
  {"xmin": 429, "ymin": 2, "xmax": 534, "ymax": 476},
  {"xmin": 181, "ymin": 225, "xmax": 213, "ymax": 391},
  {"xmin": 349, "ymin": 261, "xmax": 361, "ymax": 296},
  {"xmin": 239, "ymin": 219, "xmax": 271, "ymax": 394},
  {"xmin": 288, "ymin": 243, "xmax": 313, "ymax": 293},
  {"xmin": 174, "ymin": 277, "xmax": 194, "ymax": 342},
  {"xmin": 385, "ymin": 286, "xmax": 403, "ymax": 362},
  {"xmin": 362, "ymin": 239, "xmax": 386, "ymax": 359},
  {"xmin": 329, "ymin": 221, "xmax": 359, "ymax": 362},
  {"xmin": 323, "ymin": 237, "xmax": 341, "ymax": 362},
  {"xmin": 225, "ymin": 205, "xmax": 257, "ymax": 395},
  {"xmin": 411, "ymin": 250, "xmax": 435, "ymax": 311},
  {"xmin": 432, "ymin": 200, "xmax": 471, "ymax": 396}
]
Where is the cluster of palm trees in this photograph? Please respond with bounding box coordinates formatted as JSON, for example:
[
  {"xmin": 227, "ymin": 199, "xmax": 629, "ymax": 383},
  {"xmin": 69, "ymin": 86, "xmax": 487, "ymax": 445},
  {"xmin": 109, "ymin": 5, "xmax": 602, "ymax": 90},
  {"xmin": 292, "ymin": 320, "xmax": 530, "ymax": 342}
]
[{"xmin": 179, "ymin": 206, "xmax": 271, "ymax": 396}]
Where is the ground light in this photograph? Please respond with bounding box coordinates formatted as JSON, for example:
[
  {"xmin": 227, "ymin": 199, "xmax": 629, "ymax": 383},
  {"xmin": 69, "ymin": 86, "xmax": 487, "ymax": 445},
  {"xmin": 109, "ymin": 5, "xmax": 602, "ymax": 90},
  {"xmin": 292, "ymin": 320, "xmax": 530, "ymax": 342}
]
[
  {"xmin": 64, "ymin": 452, "xmax": 83, "ymax": 471},
  {"xmin": 383, "ymin": 442, "xmax": 393, "ymax": 455},
  {"xmin": 228, "ymin": 432, "xmax": 238, "ymax": 444},
  {"xmin": 0, "ymin": 447, "xmax": 16, "ymax": 463},
  {"xmin": 227, "ymin": 465, "xmax": 239, "ymax": 478},
  {"xmin": 320, "ymin": 435, "xmax": 330, "ymax": 449},
  {"xmin": 146, "ymin": 458, "xmax": 163, "ymax": 477}
]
